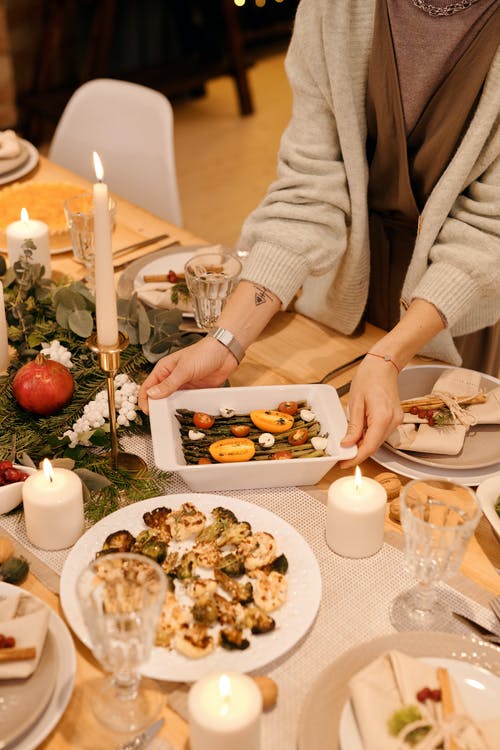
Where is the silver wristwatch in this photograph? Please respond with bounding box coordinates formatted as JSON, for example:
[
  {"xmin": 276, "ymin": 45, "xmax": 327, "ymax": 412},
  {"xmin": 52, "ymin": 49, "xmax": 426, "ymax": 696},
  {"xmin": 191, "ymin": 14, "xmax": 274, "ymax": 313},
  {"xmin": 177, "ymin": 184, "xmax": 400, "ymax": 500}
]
[{"xmin": 208, "ymin": 327, "xmax": 245, "ymax": 364}]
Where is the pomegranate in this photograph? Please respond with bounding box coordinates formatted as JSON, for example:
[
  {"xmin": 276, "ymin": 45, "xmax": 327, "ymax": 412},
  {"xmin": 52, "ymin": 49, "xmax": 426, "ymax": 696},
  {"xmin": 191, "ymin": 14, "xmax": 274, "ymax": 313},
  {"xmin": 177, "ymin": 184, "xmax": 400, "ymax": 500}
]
[{"xmin": 12, "ymin": 354, "xmax": 75, "ymax": 416}]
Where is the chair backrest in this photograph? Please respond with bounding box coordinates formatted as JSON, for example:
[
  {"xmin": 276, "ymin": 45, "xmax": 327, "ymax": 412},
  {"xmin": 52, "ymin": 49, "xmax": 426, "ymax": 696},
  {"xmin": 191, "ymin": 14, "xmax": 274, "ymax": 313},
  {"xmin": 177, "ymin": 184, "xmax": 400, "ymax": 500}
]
[{"xmin": 49, "ymin": 78, "xmax": 182, "ymax": 225}]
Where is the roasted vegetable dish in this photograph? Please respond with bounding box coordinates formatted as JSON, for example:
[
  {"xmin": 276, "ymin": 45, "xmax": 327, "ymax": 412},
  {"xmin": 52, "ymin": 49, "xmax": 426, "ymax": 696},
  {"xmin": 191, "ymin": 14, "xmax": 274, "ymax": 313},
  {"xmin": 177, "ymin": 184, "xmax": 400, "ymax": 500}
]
[
  {"xmin": 175, "ymin": 400, "xmax": 329, "ymax": 464},
  {"xmin": 94, "ymin": 501, "xmax": 289, "ymax": 659}
]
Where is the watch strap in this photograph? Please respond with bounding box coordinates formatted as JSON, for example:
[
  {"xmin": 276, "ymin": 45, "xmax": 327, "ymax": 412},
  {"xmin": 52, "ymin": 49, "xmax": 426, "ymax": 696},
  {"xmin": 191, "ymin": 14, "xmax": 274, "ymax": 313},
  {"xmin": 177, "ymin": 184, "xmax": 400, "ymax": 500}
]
[{"xmin": 208, "ymin": 327, "xmax": 245, "ymax": 364}]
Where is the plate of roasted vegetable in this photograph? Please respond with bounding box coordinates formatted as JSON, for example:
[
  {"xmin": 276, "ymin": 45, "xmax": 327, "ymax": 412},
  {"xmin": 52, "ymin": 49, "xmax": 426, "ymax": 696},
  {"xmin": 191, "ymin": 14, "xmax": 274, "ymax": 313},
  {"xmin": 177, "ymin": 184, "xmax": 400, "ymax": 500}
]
[
  {"xmin": 149, "ymin": 384, "xmax": 356, "ymax": 490},
  {"xmin": 60, "ymin": 493, "xmax": 322, "ymax": 682}
]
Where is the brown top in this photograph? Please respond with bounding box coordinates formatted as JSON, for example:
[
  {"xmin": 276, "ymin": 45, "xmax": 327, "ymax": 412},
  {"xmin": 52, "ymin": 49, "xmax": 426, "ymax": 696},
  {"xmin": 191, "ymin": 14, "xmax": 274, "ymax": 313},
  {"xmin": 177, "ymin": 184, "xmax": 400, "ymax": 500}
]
[
  {"xmin": 387, "ymin": 0, "xmax": 499, "ymax": 133},
  {"xmin": 365, "ymin": 0, "xmax": 500, "ymax": 331}
]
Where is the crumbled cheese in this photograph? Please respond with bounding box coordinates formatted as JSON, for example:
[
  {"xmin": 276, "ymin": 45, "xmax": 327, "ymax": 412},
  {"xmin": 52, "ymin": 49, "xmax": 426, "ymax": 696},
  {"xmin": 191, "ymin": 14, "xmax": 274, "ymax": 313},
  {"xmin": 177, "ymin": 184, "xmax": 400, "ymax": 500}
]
[
  {"xmin": 300, "ymin": 409, "xmax": 316, "ymax": 422},
  {"xmin": 220, "ymin": 406, "xmax": 236, "ymax": 418},
  {"xmin": 188, "ymin": 429, "xmax": 205, "ymax": 441},
  {"xmin": 311, "ymin": 435, "xmax": 328, "ymax": 451},
  {"xmin": 258, "ymin": 432, "xmax": 275, "ymax": 448}
]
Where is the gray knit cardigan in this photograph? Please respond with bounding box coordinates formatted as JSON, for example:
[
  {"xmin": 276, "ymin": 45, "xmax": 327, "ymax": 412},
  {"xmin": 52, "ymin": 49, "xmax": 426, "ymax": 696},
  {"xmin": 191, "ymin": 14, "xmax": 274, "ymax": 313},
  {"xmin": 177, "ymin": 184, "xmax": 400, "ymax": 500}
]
[{"xmin": 238, "ymin": 0, "xmax": 500, "ymax": 364}]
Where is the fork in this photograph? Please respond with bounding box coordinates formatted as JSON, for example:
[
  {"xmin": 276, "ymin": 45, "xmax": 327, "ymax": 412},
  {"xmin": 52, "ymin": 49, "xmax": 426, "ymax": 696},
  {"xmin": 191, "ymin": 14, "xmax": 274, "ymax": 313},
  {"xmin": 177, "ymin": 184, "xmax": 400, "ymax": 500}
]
[{"xmin": 490, "ymin": 595, "xmax": 500, "ymax": 622}]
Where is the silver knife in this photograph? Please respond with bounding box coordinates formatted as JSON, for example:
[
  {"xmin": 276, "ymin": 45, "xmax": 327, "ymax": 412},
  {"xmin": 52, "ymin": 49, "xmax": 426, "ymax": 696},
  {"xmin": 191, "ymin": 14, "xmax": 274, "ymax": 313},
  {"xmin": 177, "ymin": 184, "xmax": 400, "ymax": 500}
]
[
  {"xmin": 113, "ymin": 233, "xmax": 170, "ymax": 258},
  {"xmin": 116, "ymin": 718, "xmax": 165, "ymax": 750},
  {"xmin": 452, "ymin": 612, "xmax": 500, "ymax": 644}
]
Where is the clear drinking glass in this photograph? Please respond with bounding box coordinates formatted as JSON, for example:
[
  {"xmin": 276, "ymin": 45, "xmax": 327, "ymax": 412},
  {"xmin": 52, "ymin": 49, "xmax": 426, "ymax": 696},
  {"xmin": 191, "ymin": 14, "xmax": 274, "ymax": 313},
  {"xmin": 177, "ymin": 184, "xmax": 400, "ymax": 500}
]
[
  {"xmin": 76, "ymin": 552, "xmax": 166, "ymax": 733},
  {"xmin": 64, "ymin": 192, "xmax": 116, "ymax": 291},
  {"xmin": 390, "ymin": 478, "xmax": 481, "ymax": 631},
  {"xmin": 184, "ymin": 249, "xmax": 242, "ymax": 329}
]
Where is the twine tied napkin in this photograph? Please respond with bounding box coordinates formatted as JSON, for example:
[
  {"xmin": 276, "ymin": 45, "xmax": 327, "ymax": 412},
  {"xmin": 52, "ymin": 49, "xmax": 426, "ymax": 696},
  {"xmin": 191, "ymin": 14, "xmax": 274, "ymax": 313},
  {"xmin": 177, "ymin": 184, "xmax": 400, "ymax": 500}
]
[
  {"xmin": 387, "ymin": 369, "xmax": 499, "ymax": 455},
  {"xmin": 348, "ymin": 650, "xmax": 497, "ymax": 750},
  {"xmin": 0, "ymin": 592, "xmax": 50, "ymax": 679}
]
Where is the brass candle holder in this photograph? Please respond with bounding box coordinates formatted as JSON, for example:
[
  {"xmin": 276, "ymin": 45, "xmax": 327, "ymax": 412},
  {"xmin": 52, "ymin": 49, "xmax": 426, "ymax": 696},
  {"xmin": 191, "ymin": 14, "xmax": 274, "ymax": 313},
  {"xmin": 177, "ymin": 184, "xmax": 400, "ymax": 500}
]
[{"xmin": 87, "ymin": 331, "xmax": 147, "ymax": 475}]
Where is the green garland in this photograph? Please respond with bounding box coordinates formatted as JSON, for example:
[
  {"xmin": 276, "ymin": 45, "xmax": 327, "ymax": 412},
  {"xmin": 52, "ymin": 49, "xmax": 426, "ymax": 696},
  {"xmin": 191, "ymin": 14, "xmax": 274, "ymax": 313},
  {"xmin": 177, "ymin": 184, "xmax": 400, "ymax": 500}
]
[{"xmin": 0, "ymin": 247, "xmax": 201, "ymax": 523}]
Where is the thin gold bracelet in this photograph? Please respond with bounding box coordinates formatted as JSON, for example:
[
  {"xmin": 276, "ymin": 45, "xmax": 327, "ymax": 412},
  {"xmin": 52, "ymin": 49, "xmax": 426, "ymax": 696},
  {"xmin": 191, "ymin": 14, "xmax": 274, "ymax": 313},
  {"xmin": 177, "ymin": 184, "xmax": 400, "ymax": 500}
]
[{"xmin": 366, "ymin": 352, "xmax": 401, "ymax": 373}]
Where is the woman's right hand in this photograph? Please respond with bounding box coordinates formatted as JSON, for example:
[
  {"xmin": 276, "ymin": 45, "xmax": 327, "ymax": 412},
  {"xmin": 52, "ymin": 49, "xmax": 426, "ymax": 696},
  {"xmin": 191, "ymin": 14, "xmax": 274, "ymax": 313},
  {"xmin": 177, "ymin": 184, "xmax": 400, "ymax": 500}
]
[{"xmin": 138, "ymin": 335, "xmax": 239, "ymax": 414}]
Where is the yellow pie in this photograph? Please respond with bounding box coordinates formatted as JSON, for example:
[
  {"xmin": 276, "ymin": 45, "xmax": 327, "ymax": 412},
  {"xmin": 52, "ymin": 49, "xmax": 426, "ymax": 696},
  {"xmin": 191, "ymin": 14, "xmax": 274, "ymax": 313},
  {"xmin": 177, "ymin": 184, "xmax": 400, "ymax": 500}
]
[{"xmin": 0, "ymin": 181, "xmax": 84, "ymax": 250}]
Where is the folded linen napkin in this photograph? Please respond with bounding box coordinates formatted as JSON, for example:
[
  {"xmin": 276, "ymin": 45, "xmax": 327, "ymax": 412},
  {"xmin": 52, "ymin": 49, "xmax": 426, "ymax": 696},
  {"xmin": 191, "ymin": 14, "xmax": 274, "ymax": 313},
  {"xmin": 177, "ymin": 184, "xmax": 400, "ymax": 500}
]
[
  {"xmin": 0, "ymin": 129, "xmax": 21, "ymax": 158},
  {"xmin": 348, "ymin": 650, "xmax": 496, "ymax": 750},
  {"xmin": 136, "ymin": 281, "xmax": 192, "ymax": 313},
  {"xmin": 0, "ymin": 594, "xmax": 50, "ymax": 679},
  {"xmin": 388, "ymin": 368, "xmax": 495, "ymax": 454}
]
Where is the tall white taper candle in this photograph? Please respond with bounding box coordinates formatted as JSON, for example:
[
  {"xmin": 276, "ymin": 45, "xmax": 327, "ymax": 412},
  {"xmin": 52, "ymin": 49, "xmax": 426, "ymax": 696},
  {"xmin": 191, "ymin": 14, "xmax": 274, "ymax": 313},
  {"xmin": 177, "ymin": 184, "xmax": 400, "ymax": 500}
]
[{"xmin": 93, "ymin": 151, "xmax": 119, "ymax": 347}]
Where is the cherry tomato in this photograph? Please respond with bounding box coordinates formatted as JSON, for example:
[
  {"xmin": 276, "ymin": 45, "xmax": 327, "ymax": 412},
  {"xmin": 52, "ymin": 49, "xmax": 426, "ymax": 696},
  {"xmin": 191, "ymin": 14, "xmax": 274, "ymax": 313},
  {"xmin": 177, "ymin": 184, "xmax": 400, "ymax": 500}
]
[
  {"xmin": 168, "ymin": 269, "xmax": 179, "ymax": 283},
  {"xmin": 197, "ymin": 457, "xmax": 212, "ymax": 465},
  {"xmin": 230, "ymin": 424, "xmax": 251, "ymax": 437},
  {"xmin": 277, "ymin": 401, "xmax": 298, "ymax": 416},
  {"xmin": 272, "ymin": 450, "xmax": 293, "ymax": 460},
  {"xmin": 193, "ymin": 412, "xmax": 215, "ymax": 429},
  {"xmin": 250, "ymin": 410, "xmax": 294, "ymax": 434},
  {"xmin": 288, "ymin": 427, "xmax": 309, "ymax": 446},
  {"xmin": 209, "ymin": 437, "xmax": 255, "ymax": 463}
]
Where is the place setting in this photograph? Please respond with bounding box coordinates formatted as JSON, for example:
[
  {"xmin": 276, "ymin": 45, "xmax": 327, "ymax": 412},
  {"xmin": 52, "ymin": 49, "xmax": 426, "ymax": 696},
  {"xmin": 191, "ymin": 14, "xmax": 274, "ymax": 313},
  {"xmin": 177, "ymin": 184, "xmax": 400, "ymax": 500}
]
[{"xmin": 0, "ymin": 130, "xmax": 39, "ymax": 187}]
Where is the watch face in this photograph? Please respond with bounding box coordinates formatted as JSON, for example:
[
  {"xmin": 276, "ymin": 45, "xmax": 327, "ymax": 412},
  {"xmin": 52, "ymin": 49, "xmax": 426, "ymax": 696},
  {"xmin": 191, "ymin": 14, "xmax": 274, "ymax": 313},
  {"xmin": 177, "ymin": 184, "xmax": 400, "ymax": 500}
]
[{"xmin": 209, "ymin": 328, "xmax": 244, "ymax": 363}]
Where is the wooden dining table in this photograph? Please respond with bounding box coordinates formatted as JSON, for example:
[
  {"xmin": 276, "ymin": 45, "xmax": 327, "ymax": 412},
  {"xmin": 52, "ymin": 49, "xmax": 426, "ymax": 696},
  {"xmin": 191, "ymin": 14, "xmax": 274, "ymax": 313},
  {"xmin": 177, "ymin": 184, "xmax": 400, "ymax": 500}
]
[{"xmin": 2, "ymin": 156, "xmax": 499, "ymax": 749}]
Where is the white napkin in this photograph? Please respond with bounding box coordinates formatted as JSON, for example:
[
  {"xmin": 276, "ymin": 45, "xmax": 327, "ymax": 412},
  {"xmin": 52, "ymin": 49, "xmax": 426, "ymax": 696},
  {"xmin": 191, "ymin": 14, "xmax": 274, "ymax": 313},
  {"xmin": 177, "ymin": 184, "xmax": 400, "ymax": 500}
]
[
  {"xmin": 348, "ymin": 650, "xmax": 495, "ymax": 750},
  {"xmin": 136, "ymin": 281, "xmax": 192, "ymax": 313},
  {"xmin": 0, "ymin": 129, "xmax": 21, "ymax": 158},
  {"xmin": 0, "ymin": 594, "xmax": 50, "ymax": 679},
  {"xmin": 387, "ymin": 423, "xmax": 468, "ymax": 455}
]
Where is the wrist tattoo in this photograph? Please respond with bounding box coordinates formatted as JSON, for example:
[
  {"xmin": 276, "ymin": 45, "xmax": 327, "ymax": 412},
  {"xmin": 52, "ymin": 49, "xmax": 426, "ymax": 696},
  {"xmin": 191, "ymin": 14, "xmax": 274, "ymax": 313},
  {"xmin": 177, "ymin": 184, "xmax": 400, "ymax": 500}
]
[{"xmin": 253, "ymin": 284, "xmax": 274, "ymax": 307}]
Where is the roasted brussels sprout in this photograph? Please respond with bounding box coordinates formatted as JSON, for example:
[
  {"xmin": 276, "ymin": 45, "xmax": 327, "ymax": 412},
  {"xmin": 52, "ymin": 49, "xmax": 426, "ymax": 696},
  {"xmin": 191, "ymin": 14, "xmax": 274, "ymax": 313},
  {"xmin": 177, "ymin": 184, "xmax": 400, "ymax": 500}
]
[
  {"xmin": 102, "ymin": 529, "xmax": 135, "ymax": 553},
  {"xmin": 174, "ymin": 550, "xmax": 197, "ymax": 580},
  {"xmin": 212, "ymin": 507, "xmax": 238, "ymax": 524},
  {"xmin": 217, "ymin": 552, "xmax": 245, "ymax": 578},
  {"xmin": 263, "ymin": 553, "xmax": 289, "ymax": 575},
  {"xmin": 197, "ymin": 507, "xmax": 239, "ymax": 543},
  {"xmin": 215, "ymin": 569, "xmax": 253, "ymax": 604},
  {"xmin": 192, "ymin": 593, "xmax": 219, "ymax": 626},
  {"xmin": 140, "ymin": 539, "xmax": 167, "ymax": 564},
  {"xmin": 243, "ymin": 604, "xmax": 276, "ymax": 634},
  {"xmin": 132, "ymin": 529, "xmax": 159, "ymax": 552},
  {"xmin": 219, "ymin": 626, "xmax": 250, "ymax": 651},
  {"xmin": 0, "ymin": 556, "xmax": 29, "ymax": 584}
]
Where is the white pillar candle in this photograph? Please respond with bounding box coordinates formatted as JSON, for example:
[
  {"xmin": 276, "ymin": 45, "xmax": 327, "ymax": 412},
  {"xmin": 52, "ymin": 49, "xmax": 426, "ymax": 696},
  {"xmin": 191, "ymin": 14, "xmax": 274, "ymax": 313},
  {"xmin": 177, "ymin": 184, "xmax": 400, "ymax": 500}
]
[
  {"xmin": 189, "ymin": 672, "xmax": 262, "ymax": 750},
  {"xmin": 93, "ymin": 151, "xmax": 119, "ymax": 347},
  {"xmin": 22, "ymin": 459, "xmax": 84, "ymax": 550},
  {"xmin": 326, "ymin": 466, "xmax": 387, "ymax": 558},
  {"xmin": 0, "ymin": 282, "xmax": 9, "ymax": 373},
  {"xmin": 6, "ymin": 207, "xmax": 51, "ymax": 277}
]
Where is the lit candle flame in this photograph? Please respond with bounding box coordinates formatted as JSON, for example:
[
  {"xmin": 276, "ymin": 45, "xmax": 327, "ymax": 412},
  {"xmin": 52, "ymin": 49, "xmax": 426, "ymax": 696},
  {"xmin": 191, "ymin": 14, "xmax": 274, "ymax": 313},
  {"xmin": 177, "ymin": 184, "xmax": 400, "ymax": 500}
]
[
  {"xmin": 218, "ymin": 673, "xmax": 231, "ymax": 716},
  {"xmin": 354, "ymin": 465, "xmax": 362, "ymax": 490},
  {"xmin": 20, "ymin": 207, "xmax": 29, "ymax": 222},
  {"xmin": 93, "ymin": 151, "xmax": 104, "ymax": 182},
  {"xmin": 42, "ymin": 458, "xmax": 54, "ymax": 484}
]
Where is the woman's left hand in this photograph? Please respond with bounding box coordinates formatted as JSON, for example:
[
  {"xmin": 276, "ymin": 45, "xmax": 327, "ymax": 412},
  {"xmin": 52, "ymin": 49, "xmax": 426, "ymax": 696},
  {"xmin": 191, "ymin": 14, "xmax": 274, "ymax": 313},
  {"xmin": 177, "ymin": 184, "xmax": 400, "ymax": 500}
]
[{"xmin": 339, "ymin": 355, "xmax": 403, "ymax": 467}]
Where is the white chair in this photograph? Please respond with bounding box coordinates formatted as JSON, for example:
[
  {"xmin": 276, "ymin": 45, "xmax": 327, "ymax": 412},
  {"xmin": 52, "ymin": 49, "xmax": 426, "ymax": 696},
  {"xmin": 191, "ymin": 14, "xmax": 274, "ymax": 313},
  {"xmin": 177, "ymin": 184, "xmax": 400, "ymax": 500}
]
[{"xmin": 49, "ymin": 78, "xmax": 182, "ymax": 225}]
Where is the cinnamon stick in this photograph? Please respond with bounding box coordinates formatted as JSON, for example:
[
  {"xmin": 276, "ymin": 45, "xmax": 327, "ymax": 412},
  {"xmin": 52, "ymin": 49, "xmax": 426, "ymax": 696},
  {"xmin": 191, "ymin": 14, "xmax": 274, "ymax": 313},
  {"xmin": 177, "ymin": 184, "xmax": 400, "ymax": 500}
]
[
  {"xmin": 0, "ymin": 646, "xmax": 36, "ymax": 662},
  {"xmin": 401, "ymin": 393, "xmax": 487, "ymax": 413},
  {"xmin": 437, "ymin": 667, "xmax": 459, "ymax": 750}
]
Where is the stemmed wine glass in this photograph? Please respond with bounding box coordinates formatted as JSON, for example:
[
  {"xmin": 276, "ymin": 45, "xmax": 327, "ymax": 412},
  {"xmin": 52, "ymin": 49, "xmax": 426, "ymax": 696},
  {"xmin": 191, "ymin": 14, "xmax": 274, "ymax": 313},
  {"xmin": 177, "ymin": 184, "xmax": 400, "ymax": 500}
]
[
  {"xmin": 390, "ymin": 478, "xmax": 481, "ymax": 631},
  {"xmin": 77, "ymin": 552, "xmax": 166, "ymax": 733}
]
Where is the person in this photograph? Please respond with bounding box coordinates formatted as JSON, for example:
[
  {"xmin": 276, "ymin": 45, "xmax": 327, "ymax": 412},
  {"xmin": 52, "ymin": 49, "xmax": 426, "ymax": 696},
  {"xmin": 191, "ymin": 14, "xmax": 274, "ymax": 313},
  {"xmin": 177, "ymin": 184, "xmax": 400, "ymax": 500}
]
[{"xmin": 139, "ymin": 0, "xmax": 500, "ymax": 467}]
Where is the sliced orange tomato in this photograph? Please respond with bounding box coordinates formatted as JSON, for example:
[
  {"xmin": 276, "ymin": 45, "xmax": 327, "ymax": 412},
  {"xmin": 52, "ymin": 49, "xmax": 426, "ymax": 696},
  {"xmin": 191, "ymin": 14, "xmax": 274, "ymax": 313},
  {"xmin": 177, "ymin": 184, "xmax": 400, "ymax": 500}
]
[
  {"xmin": 249, "ymin": 409, "xmax": 294, "ymax": 434},
  {"xmin": 209, "ymin": 437, "xmax": 256, "ymax": 463}
]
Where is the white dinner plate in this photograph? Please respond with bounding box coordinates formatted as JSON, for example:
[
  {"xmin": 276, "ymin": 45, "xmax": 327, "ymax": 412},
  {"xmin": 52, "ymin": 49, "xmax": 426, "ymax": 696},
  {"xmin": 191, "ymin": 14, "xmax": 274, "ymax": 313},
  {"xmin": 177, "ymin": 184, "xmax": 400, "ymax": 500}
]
[
  {"xmin": 297, "ymin": 631, "xmax": 500, "ymax": 750},
  {"xmin": 0, "ymin": 140, "xmax": 39, "ymax": 186},
  {"xmin": 339, "ymin": 656, "xmax": 500, "ymax": 750},
  {"xmin": 476, "ymin": 474, "xmax": 500, "ymax": 540},
  {"xmin": 0, "ymin": 581, "xmax": 76, "ymax": 750},
  {"xmin": 372, "ymin": 443, "xmax": 500, "ymax": 486},
  {"xmin": 60, "ymin": 493, "xmax": 322, "ymax": 683},
  {"xmin": 384, "ymin": 365, "xmax": 500, "ymax": 471}
]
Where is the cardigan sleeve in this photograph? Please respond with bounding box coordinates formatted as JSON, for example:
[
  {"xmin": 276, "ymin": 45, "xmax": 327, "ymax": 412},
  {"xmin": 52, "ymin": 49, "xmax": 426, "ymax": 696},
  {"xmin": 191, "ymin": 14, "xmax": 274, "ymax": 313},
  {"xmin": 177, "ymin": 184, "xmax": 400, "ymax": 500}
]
[
  {"xmin": 237, "ymin": 1, "xmax": 352, "ymax": 308},
  {"xmin": 411, "ymin": 151, "xmax": 500, "ymax": 331}
]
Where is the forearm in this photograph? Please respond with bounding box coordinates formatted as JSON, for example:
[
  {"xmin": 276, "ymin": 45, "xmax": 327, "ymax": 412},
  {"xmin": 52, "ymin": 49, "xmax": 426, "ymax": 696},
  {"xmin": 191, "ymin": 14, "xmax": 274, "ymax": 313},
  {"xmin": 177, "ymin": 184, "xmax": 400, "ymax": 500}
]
[
  {"xmin": 216, "ymin": 279, "xmax": 281, "ymax": 352},
  {"xmin": 369, "ymin": 298, "xmax": 446, "ymax": 370}
]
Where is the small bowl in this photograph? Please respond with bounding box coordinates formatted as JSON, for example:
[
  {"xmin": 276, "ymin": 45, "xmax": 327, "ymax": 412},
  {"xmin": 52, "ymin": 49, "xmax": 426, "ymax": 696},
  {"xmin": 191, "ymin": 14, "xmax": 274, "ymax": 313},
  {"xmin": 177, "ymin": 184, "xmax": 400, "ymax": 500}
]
[
  {"xmin": 0, "ymin": 465, "xmax": 37, "ymax": 514},
  {"xmin": 149, "ymin": 384, "xmax": 356, "ymax": 491}
]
